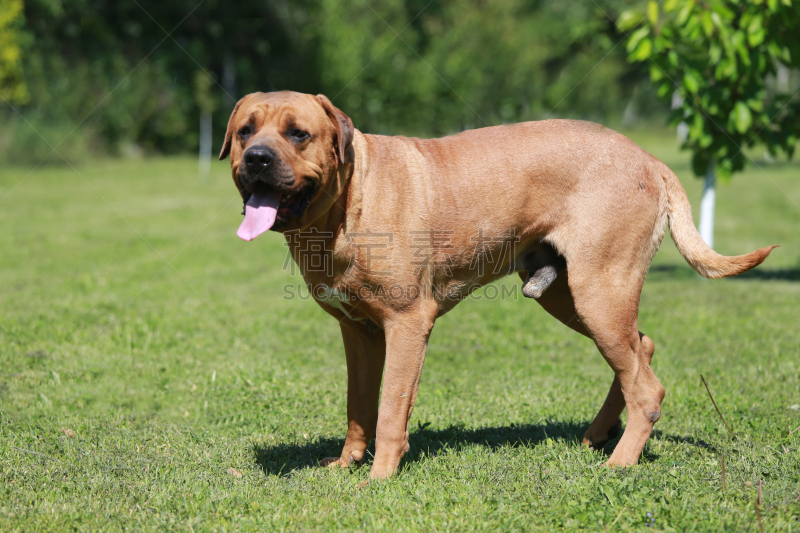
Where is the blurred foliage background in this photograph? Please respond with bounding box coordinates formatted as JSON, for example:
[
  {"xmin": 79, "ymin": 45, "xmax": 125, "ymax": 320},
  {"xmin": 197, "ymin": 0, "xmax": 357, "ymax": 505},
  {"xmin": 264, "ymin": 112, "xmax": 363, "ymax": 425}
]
[
  {"xmin": 0, "ymin": 0, "xmax": 673, "ymax": 165},
  {"xmin": 626, "ymin": 0, "xmax": 800, "ymax": 181}
]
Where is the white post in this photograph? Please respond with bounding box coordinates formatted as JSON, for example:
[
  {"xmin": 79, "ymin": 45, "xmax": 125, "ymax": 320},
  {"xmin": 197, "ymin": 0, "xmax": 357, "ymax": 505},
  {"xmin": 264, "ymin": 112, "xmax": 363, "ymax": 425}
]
[
  {"xmin": 199, "ymin": 111, "xmax": 212, "ymax": 182},
  {"xmin": 671, "ymin": 90, "xmax": 689, "ymax": 142},
  {"xmin": 698, "ymin": 161, "xmax": 716, "ymax": 249}
]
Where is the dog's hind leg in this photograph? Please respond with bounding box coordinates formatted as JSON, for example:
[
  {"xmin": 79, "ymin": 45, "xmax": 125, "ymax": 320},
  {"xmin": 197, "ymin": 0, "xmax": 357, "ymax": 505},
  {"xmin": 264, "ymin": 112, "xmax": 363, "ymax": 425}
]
[
  {"xmin": 526, "ymin": 269, "xmax": 662, "ymax": 461},
  {"xmin": 566, "ymin": 269, "xmax": 664, "ymax": 467},
  {"xmin": 582, "ymin": 333, "xmax": 655, "ymax": 450},
  {"xmin": 526, "ymin": 271, "xmax": 624, "ymax": 446}
]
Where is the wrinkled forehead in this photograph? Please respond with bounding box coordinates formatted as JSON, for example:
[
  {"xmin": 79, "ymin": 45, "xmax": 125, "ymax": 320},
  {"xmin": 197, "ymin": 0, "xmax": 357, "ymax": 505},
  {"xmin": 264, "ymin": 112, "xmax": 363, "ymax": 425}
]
[{"xmin": 237, "ymin": 92, "xmax": 327, "ymax": 129}]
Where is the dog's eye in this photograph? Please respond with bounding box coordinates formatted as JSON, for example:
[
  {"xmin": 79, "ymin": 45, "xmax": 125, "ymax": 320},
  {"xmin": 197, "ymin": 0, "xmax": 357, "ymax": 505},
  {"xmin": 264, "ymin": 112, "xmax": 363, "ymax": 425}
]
[
  {"xmin": 238, "ymin": 125, "xmax": 253, "ymax": 139},
  {"xmin": 288, "ymin": 129, "xmax": 310, "ymax": 142}
]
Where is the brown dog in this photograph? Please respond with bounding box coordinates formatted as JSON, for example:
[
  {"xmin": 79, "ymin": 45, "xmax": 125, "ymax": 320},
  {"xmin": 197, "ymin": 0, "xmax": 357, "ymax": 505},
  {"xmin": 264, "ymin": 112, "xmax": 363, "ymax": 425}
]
[{"xmin": 220, "ymin": 91, "xmax": 775, "ymax": 478}]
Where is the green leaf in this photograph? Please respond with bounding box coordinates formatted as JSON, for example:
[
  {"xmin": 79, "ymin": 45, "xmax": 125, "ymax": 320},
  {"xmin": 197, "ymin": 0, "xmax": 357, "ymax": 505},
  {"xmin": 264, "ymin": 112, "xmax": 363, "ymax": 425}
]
[
  {"xmin": 716, "ymin": 56, "xmax": 737, "ymax": 79},
  {"xmin": 748, "ymin": 14, "xmax": 766, "ymax": 46},
  {"xmin": 767, "ymin": 40, "xmax": 783, "ymax": 59},
  {"xmin": 747, "ymin": 98, "xmax": 764, "ymax": 112},
  {"xmin": 650, "ymin": 63, "xmax": 664, "ymax": 81},
  {"xmin": 756, "ymin": 53, "xmax": 768, "ymax": 72},
  {"xmin": 709, "ymin": 43, "xmax": 722, "ymax": 64},
  {"xmin": 683, "ymin": 71, "xmax": 700, "ymax": 94},
  {"xmin": 647, "ymin": 1, "xmax": 659, "ymax": 25},
  {"xmin": 732, "ymin": 101, "xmax": 753, "ymax": 134},
  {"xmin": 691, "ymin": 150, "xmax": 711, "ymax": 177},
  {"xmin": 654, "ymin": 34, "xmax": 669, "ymax": 53},
  {"xmin": 685, "ymin": 18, "xmax": 702, "ymax": 40},
  {"xmin": 627, "ymin": 27, "xmax": 650, "ymax": 54},
  {"xmin": 716, "ymin": 159, "xmax": 733, "ymax": 182},
  {"xmin": 690, "ymin": 113, "xmax": 713, "ymax": 148},
  {"xmin": 630, "ymin": 38, "xmax": 653, "ymax": 61},
  {"xmin": 668, "ymin": 50, "xmax": 680, "ymax": 67},
  {"xmin": 668, "ymin": 108, "xmax": 685, "ymax": 127},
  {"xmin": 617, "ymin": 10, "xmax": 643, "ymax": 31},
  {"xmin": 701, "ymin": 11, "xmax": 714, "ymax": 37},
  {"xmin": 748, "ymin": 27, "xmax": 766, "ymax": 47},
  {"xmin": 748, "ymin": 13, "xmax": 764, "ymax": 33},
  {"xmin": 677, "ymin": 0, "xmax": 696, "ymax": 25},
  {"xmin": 732, "ymin": 31, "xmax": 752, "ymax": 66},
  {"xmin": 710, "ymin": 11, "xmax": 723, "ymax": 28}
]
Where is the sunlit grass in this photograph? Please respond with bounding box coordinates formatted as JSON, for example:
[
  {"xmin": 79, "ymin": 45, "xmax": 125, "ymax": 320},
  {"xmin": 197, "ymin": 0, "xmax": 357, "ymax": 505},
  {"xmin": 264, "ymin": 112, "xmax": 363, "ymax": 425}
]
[{"xmin": 1, "ymin": 132, "xmax": 799, "ymax": 531}]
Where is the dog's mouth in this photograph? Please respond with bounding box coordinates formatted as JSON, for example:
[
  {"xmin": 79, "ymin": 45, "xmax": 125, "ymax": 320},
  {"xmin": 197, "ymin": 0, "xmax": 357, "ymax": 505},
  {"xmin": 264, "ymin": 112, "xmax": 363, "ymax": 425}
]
[{"xmin": 237, "ymin": 181, "xmax": 316, "ymax": 241}]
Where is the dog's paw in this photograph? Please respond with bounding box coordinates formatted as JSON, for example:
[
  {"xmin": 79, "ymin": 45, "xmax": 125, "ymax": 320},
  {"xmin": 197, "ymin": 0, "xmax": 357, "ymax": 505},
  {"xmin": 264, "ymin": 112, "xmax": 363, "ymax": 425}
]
[
  {"xmin": 603, "ymin": 455, "xmax": 637, "ymax": 468},
  {"xmin": 582, "ymin": 418, "xmax": 623, "ymax": 451},
  {"xmin": 582, "ymin": 436, "xmax": 606, "ymax": 451},
  {"xmin": 319, "ymin": 457, "xmax": 345, "ymax": 468}
]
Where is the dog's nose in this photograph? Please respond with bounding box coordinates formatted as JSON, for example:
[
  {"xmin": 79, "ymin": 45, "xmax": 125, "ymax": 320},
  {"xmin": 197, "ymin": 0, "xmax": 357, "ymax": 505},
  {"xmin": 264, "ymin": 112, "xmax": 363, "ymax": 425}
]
[{"xmin": 243, "ymin": 146, "xmax": 275, "ymax": 173}]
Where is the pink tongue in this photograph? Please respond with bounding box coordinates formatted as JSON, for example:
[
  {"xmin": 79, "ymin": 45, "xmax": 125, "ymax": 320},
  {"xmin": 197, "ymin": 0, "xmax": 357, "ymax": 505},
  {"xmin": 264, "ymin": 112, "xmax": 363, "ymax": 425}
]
[{"xmin": 237, "ymin": 190, "xmax": 282, "ymax": 241}]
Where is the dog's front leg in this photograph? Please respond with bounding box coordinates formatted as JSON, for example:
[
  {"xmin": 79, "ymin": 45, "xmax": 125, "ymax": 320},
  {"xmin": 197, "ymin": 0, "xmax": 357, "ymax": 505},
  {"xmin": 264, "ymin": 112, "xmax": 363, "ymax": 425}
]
[
  {"xmin": 370, "ymin": 312, "xmax": 435, "ymax": 479},
  {"xmin": 320, "ymin": 321, "xmax": 386, "ymax": 469}
]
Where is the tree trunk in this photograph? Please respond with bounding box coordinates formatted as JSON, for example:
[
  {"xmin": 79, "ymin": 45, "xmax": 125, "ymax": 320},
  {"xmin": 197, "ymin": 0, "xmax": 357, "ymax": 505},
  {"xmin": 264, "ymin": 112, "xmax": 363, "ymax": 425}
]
[
  {"xmin": 199, "ymin": 111, "xmax": 212, "ymax": 183},
  {"xmin": 672, "ymin": 90, "xmax": 689, "ymax": 142},
  {"xmin": 699, "ymin": 161, "xmax": 715, "ymax": 249},
  {"xmin": 222, "ymin": 53, "xmax": 237, "ymax": 103}
]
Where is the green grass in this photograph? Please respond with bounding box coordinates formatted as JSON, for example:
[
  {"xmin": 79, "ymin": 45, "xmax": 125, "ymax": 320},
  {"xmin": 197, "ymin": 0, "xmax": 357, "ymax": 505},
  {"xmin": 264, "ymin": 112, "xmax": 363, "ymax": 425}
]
[{"xmin": 1, "ymin": 132, "xmax": 799, "ymax": 531}]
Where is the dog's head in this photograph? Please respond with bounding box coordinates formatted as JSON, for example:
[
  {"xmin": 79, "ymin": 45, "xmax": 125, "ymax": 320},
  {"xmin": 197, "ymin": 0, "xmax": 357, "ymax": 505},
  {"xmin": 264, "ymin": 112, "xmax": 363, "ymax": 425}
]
[{"xmin": 220, "ymin": 91, "xmax": 354, "ymax": 239}]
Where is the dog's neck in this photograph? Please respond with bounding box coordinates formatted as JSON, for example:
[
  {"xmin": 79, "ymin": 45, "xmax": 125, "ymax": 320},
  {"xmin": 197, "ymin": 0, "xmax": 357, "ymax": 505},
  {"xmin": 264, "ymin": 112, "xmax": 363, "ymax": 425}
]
[
  {"xmin": 283, "ymin": 130, "xmax": 369, "ymax": 284},
  {"xmin": 329, "ymin": 130, "xmax": 369, "ymax": 272}
]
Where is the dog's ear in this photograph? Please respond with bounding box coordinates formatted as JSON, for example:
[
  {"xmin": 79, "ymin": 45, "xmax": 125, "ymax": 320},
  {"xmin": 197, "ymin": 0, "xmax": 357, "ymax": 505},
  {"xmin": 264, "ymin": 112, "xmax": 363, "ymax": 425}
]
[
  {"xmin": 316, "ymin": 94, "xmax": 354, "ymax": 165},
  {"xmin": 219, "ymin": 95, "xmax": 252, "ymax": 161}
]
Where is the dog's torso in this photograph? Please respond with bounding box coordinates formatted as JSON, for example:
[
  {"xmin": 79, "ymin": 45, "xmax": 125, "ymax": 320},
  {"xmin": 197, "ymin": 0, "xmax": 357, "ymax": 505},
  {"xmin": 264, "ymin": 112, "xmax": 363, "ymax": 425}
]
[{"xmin": 291, "ymin": 119, "xmax": 666, "ymax": 325}]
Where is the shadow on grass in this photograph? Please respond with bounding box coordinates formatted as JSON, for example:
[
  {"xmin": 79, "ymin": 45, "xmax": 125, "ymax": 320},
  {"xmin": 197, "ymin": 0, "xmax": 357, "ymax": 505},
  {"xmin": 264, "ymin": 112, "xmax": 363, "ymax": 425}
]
[
  {"xmin": 647, "ymin": 264, "xmax": 800, "ymax": 281},
  {"xmin": 647, "ymin": 264, "xmax": 699, "ymax": 281},
  {"xmin": 252, "ymin": 421, "xmax": 723, "ymax": 475},
  {"xmin": 651, "ymin": 430, "xmax": 718, "ymax": 453},
  {"xmin": 254, "ymin": 420, "xmax": 609, "ymax": 476},
  {"xmin": 736, "ymin": 267, "xmax": 800, "ymax": 281},
  {"xmin": 252, "ymin": 420, "xmax": 728, "ymax": 475}
]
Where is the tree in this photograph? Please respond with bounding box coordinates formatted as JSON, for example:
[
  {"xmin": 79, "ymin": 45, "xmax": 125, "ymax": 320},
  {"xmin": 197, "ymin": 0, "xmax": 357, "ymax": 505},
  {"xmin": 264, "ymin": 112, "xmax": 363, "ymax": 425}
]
[
  {"xmin": 6, "ymin": 0, "xmax": 660, "ymax": 163},
  {"xmin": 0, "ymin": 0, "xmax": 28, "ymax": 103},
  {"xmin": 316, "ymin": 0, "xmax": 651, "ymax": 136},
  {"xmin": 620, "ymin": 0, "xmax": 800, "ymax": 248},
  {"xmin": 8, "ymin": 0, "xmax": 319, "ymax": 160}
]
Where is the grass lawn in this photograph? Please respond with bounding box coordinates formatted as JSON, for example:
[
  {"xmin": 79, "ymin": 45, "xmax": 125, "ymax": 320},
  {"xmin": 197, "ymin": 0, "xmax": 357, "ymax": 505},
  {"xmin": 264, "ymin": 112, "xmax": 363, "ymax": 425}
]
[{"xmin": 1, "ymin": 130, "xmax": 799, "ymax": 531}]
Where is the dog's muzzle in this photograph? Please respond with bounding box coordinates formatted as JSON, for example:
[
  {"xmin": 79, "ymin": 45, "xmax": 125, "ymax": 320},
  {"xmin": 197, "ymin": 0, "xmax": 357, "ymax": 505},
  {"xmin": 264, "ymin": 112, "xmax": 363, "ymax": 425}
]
[
  {"xmin": 235, "ymin": 148, "xmax": 316, "ymax": 241},
  {"xmin": 243, "ymin": 146, "xmax": 275, "ymax": 174}
]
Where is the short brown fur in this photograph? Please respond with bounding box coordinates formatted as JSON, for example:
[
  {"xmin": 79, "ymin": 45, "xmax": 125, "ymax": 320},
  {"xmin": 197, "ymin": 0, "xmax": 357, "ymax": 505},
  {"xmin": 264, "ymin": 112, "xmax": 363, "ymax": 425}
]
[{"xmin": 221, "ymin": 91, "xmax": 775, "ymax": 478}]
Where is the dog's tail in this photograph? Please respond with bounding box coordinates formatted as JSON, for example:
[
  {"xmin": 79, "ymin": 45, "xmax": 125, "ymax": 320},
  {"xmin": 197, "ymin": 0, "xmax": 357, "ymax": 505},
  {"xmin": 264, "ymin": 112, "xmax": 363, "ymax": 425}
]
[{"xmin": 658, "ymin": 161, "xmax": 777, "ymax": 278}]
